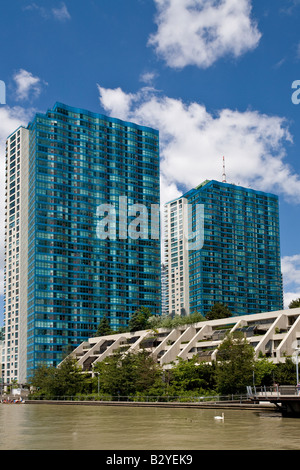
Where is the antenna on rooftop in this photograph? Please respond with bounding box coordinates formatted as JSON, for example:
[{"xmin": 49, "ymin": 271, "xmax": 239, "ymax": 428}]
[{"xmin": 222, "ymin": 156, "xmax": 227, "ymax": 183}]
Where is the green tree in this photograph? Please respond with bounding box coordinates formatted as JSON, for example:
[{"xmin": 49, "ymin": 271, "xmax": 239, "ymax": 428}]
[
  {"xmin": 93, "ymin": 349, "xmax": 163, "ymax": 397},
  {"xmin": 132, "ymin": 350, "xmax": 164, "ymax": 395},
  {"xmin": 274, "ymin": 358, "xmax": 296, "ymax": 385},
  {"xmin": 289, "ymin": 298, "xmax": 300, "ymax": 309},
  {"xmin": 95, "ymin": 315, "xmax": 112, "ymax": 336},
  {"xmin": 254, "ymin": 357, "xmax": 277, "ymax": 386},
  {"xmin": 129, "ymin": 307, "xmax": 152, "ymax": 332},
  {"xmin": 215, "ymin": 332, "xmax": 255, "ymax": 394},
  {"xmin": 185, "ymin": 311, "xmax": 206, "ymax": 325},
  {"xmin": 167, "ymin": 357, "xmax": 217, "ymax": 395},
  {"xmin": 30, "ymin": 364, "xmax": 57, "ymax": 398},
  {"xmin": 146, "ymin": 314, "xmax": 164, "ymax": 330},
  {"xmin": 30, "ymin": 357, "xmax": 89, "ymax": 398},
  {"xmin": 55, "ymin": 357, "xmax": 88, "ymax": 396},
  {"xmin": 147, "ymin": 311, "xmax": 205, "ymax": 331},
  {"xmin": 206, "ymin": 302, "xmax": 232, "ymax": 320}
]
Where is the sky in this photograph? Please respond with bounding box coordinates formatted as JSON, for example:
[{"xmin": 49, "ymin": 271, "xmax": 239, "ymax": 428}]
[{"xmin": 0, "ymin": 0, "xmax": 300, "ymax": 325}]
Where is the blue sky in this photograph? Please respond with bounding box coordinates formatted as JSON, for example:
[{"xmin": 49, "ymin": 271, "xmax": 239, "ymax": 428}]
[{"xmin": 1, "ymin": 0, "xmax": 300, "ymax": 324}]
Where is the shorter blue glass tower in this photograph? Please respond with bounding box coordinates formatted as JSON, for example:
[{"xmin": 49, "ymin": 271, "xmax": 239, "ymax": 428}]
[{"xmin": 165, "ymin": 180, "xmax": 283, "ymax": 318}]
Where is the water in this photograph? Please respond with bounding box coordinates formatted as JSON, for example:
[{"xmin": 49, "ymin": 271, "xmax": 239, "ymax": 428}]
[{"xmin": 0, "ymin": 404, "xmax": 299, "ymax": 450}]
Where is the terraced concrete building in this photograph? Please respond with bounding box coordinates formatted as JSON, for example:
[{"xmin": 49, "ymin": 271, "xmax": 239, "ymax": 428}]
[{"xmin": 67, "ymin": 308, "xmax": 300, "ymax": 372}]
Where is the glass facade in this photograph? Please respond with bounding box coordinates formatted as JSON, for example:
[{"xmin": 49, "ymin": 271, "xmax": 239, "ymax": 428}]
[
  {"xmin": 10, "ymin": 102, "xmax": 160, "ymax": 377},
  {"xmin": 166, "ymin": 180, "xmax": 283, "ymax": 318}
]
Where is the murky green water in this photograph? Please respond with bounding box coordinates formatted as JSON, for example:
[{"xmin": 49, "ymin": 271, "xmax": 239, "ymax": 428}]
[{"xmin": 0, "ymin": 404, "xmax": 299, "ymax": 450}]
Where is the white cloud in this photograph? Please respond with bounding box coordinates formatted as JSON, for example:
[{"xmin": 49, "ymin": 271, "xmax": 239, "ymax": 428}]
[
  {"xmin": 139, "ymin": 71, "xmax": 158, "ymax": 86},
  {"xmin": 280, "ymin": 0, "xmax": 300, "ymax": 15},
  {"xmin": 283, "ymin": 292, "xmax": 300, "ymax": 309},
  {"xmin": 97, "ymin": 85, "xmax": 135, "ymax": 121},
  {"xmin": 98, "ymin": 85, "xmax": 300, "ymax": 298},
  {"xmin": 24, "ymin": 3, "xmax": 48, "ymax": 18},
  {"xmin": 149, "ymin": 0, "xmax": 262, "ymax": 69},
  {"xmin": 281, "ymin": 255, "xmax": 300, "ymax": 307},
  {"xmin": 281, "ymin": 255, "xmax": 300, "ymax": 286},
  {"xmin": 24, "ymin": 2, "xmax": 71, "ymax": 22},
  {"xmin": 97, "ymin": 85, "xmax": 298, "ymax": 206},
  {"xmin": 52, "ymin": 2, "xmax": 71, "ymax": 21},
  {"xmin": 0, "ymin": 106, "xmax": 32, "ymax": 143},
  {"xmin": 13, "ymin": 69, "xmax": 46, "ymax": 101}
]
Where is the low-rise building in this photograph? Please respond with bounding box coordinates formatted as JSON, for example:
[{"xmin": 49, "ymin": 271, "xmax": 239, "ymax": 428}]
[{"xmin": 66, "ymin": 308, "xmax": 300, "ymax": 371}]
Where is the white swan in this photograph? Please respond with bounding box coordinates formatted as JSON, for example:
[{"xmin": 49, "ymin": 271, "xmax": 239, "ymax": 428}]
[{"xmin": 214, "ymin": 413, "xmax": 224, "ymax": 420}]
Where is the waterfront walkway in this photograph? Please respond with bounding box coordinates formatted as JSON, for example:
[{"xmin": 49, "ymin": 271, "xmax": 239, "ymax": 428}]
[{"xmin": 24, "ymin": 398, "xmax": 277, "ymax": 412}]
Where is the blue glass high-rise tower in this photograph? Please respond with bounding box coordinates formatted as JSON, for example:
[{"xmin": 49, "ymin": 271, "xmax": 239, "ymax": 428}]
[
  {"xmin": 164, "ymin": 180, "xmax": 283, "ymax": 318},
  {"xmin": 4, "ymin": 103, "xmax": 160, "ymax": 382}
]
